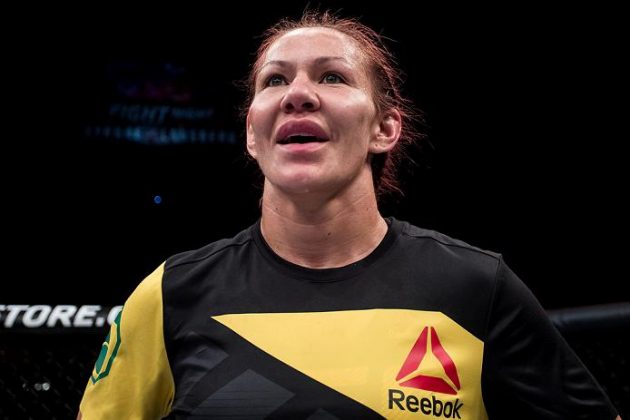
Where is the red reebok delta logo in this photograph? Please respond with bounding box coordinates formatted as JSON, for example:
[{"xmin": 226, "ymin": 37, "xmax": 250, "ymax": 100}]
[{"xmin": 396, "ymin": 326, "xmax": 461, "ymax": 395}]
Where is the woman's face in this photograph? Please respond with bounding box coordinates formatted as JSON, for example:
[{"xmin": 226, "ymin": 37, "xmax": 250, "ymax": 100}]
[{"xmin": 247, "ymin": 27, "xmax": 394, "ymax": 198}]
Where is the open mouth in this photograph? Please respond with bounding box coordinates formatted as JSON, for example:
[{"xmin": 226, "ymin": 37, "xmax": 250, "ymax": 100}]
[{"xmin": 277, "ymin": 135, "xmax": 328, "ymax": 145}]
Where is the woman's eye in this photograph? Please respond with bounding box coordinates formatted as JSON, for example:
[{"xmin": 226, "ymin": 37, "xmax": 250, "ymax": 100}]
[
  {"xmin": 265, "ymin": 75, "xmax": 286, "ymax": 87},
  {"xmin": 321, "ymin": 73, "xmax": 344, "ymax": 84}
]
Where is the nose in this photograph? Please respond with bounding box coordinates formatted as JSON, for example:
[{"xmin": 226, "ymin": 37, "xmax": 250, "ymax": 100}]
[{"xmin": 280, "ymin": 75, "xmax": 320, "ymax": 113}]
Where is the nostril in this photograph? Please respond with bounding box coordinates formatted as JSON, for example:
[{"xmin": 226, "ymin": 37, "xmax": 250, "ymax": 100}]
[
  {"xmin": 283, "ymin": 101, "xmax": 315, "ymax": 113},
  {"xmin": 281, "ymin": 91, "xmax": 318, "ymax": 112}
]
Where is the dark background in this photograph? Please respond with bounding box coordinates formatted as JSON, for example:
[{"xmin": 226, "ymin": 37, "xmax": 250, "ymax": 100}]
[{"xmin": 5, "ymin": 2, "xmax": 628, "ymax": 309}]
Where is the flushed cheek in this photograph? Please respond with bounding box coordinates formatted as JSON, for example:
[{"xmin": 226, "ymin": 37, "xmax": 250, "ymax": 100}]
[
  {"xmin": 248, "ymin": 108, "xmax": 275, "ymax": 153},
  {"xmin": 251, "ymin": 92, "xmax": 279, "ymax": 121},
  {"xmin": 339, "ymin": 116, "xmax": 373, "ymax": 153},
  {"xmin": 336, "ymin": 97, "xmax": 375, "ymax": 131}
]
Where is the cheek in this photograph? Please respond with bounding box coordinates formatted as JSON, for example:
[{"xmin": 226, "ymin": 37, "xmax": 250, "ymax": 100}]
[
  {"xmin": 247, "ymin": 105, "xmax": 261, "ymax": 131},
  {"xmin": 338, "ymin": 101, "xmax": 376, "ymax": 149},
  {"xmin": 248, "ymin": 100, "xmax": 275, "ymax": 143}
]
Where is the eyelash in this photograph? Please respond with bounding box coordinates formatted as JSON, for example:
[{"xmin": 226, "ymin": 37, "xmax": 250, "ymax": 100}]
[
  {"xmin": 263, "ymin": 75, "xmax": 285, "ymax": 87},
  {"xmin": 263, "ymin": 72, "xmax": 346, "ymax": 88},
  {"xmin": 323, "ymin": 73, "xmax": 346, "ymax": 84}
]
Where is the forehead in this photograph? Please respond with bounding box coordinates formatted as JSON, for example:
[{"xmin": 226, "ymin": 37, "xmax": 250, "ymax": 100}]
[{"xmin": 264, "ymin": 27, "xmax": 365, "ymax": 66}]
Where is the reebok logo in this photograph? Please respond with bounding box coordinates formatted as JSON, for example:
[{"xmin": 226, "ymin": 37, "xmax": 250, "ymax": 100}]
[
  {"xmin": 396, "ymin": 326, "xmax": 461, "ymax": 395},
  {"xmin": 388, "ymin": 390, "xmax": 464, "ymax": 419},
  {"xmin": 388, "ymin": 326, "xmax": 464, "ymax": 418}
]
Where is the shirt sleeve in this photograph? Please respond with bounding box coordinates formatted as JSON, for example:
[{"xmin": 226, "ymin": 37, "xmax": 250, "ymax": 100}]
[
  {"xmin": 481, "ymin": 257, "xmax": 618, "ymax": 419},
  {"xmin": 79, "ymin": 263, "xmax": 175, "ymax": 419}
]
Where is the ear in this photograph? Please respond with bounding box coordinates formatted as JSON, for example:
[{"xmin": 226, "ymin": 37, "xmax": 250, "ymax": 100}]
[
  {"xmin": 246, "ymin": 111, "xmax": 258, "ymax": 159},
  {"xmin": 369, "ymin": 108, "xmax": 402, "ymax": 154}
]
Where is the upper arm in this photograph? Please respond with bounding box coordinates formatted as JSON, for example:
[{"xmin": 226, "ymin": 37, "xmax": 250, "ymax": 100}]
[
  {"xmin": 78, "ymin": 263, "xmax": 175, "ymax": 419},
  {"xmin": 481, "ymin": 258, "xmax": 618, "ymax": 419}
]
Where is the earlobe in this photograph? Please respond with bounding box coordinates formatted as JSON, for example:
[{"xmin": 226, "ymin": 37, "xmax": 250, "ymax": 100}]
[{"xmin": 369, "ymin": 109, "xmax": 402, "ymax": 154}]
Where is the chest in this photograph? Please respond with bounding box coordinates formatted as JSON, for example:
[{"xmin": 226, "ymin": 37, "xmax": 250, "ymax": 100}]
[{"xmin": 167, "ymin": 309, "xmax": 488, "ymax": 419}]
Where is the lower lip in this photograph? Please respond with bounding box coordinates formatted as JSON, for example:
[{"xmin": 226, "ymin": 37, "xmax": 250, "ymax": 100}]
[{"xmin": 278, "ymin": 142, "xmax": 328, "ymax": 153}]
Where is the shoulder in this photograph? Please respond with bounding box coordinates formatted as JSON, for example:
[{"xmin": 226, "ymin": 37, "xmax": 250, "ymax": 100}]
[
  {"xmin": 392, "ymin": 218, "xmax": 502, "ymax": 276},
  {"xmin": 396, "ymin": 219, "xmax": 500, "ymax": 260},
  {"xmin": 165, "ymin": 223, "xmax": 256, "ymax": 272},
  {"xmin": 125, "ymin": 263, "xmax": 165, "ymax": 316},
  {"xmin": 159, "ymin": 223, "xmax": 258, "ymax": 298}
]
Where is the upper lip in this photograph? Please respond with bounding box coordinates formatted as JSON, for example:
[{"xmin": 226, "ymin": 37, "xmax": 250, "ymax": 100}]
[{"xmin": 276, "ymin": 120, "xmax": 329, "ymax": 144}]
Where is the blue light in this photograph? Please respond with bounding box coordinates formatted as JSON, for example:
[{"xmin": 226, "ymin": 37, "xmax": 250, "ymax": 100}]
[{"xmin": 153, "ymin": 195, "xmax": 162, "ymax": 205}]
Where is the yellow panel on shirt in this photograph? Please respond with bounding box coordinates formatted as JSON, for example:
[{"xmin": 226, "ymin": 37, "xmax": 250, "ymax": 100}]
[
  {"xmin": 79, "ymin": 263, "xmax": 174, "ymax": 419},
  {"xmin": 214, "ymin": 309, "xmax": 487, "ymax": 419}
]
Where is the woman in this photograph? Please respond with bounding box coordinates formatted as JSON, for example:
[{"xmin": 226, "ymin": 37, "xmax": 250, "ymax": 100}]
[{"xmin": 78, "ymin": 11, "xmax": 620, "ymax": 419}]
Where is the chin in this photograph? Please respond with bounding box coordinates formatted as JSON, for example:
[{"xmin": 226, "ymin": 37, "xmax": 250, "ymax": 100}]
[
  {"xmin": 278, "ymin": 179, "xmax": 327, "ymax": 195},
  {"xmin": 268, "ymin": 171, "xmax": 331, "ymax": 195}
]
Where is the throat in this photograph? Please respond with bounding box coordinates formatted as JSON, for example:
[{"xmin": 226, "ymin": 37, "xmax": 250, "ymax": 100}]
[{"xmin": 260, "ymin": 209, "xmax": 388, "ymax": 269}]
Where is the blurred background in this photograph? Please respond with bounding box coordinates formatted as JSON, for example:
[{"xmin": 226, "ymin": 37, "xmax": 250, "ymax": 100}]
[{"xmin": 2, "ymin": 2, "xmax": 628, "ymax": 418}]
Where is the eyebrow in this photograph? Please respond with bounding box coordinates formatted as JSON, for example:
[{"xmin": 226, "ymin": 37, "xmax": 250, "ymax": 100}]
[{"xmin": 259, "ymin": 56, "xmax": 350, "ymax": 71}]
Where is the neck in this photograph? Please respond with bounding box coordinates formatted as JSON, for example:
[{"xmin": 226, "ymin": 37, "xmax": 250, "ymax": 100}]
[{"xmin": 260, "ymin": 175, "xmax": 388, "ymax": 268}]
